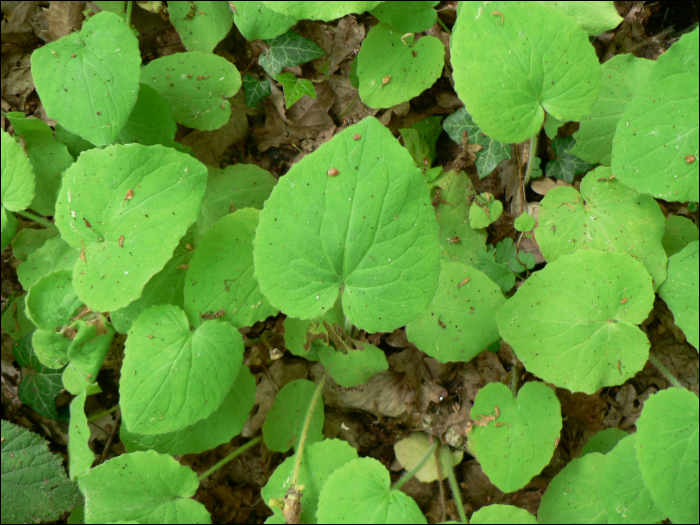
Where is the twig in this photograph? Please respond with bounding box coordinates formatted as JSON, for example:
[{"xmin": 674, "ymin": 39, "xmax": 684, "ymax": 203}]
[{"xmin": 97, "ymin": 410, "xmax": 121, "ymax": 464}]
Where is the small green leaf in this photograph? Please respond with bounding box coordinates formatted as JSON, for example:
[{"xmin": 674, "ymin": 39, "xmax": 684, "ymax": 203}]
[
  {"xmin": 536, "ymin": 168, "xmax": 668, "ymax": 289},
  {"xmin": 184, "ymin": 209, "xmax": 278, "ymax": 328},
  {"xmin": 443, "ymin": 108, "xmax": 511, "ymax": 178},
  {"xmin": 661, "ymin": 215, "xmax": 699, "ymax": 256},
  {"xmin": 2, "ymin": 294, "xmax": 35, "ymax": 341},
  {"xmin": 1, "ymin": 207, "xmax": 18, "ymax": 251},
  {"xmin": 6, "ymin": 113, "xmax": 74, "ymax": 216},
  {"xmin": 32, "ymin": 330, "xmax": 71, "ymax": 370},
  {"xmin": 1, "ymin": 420, "xmax": 80, "ymax": 524},
  {"xmin": 55, "ymin": 123, "xmax": 95, "ymax": 159},
  {"xmin": 546, "ymin": 137, "xmax": 597, "ymax": 183},
  {"xmin": 68, "ymin": 390, "xmax": 94, "ymax": 479},
  {"xmin": 370, "ymin": 1, "xmax": 439, "ymax": 33},
  {"xmin": 580, "ymin": 428, "xmax": 628, "ymax": 456},
  {"xmin": 570, "ymin": 54, "xmax": 655, "ymax": 166},
  {"xmin": 11, "ymin": 227, "xmax": 58, "ymax": 262},
  {"xmin": 475, "ymin": 238, "xmax": 533, "ymax": 293},
  {"xmin": 62, "ymin": 318, "xmax": 115, "ymax": 395},
  {"xmin": 261, "ymin": 1, "xmax": 381, "ymax": 21},
  {"xmin": 399, "ymin": 115, "xmax": 443, "ymax": 169},
  {"xmin": 407, "ymin": 262, "xmax": 505, "ymax": 363},
  {"xmin": 232, "ymin": 1, "xmax": 297, "ymax": 40},
  {"xmin": 543, "ymin": 113, "xmax": 564, "ymax": 139},
  {"xmin": 243, "ymin": 74, "xmax": 272, "ymax": 107},
  {"xmin": 451, "ymin": 2, "xmax": 601, "ymax": 143},
  {"xmin": 284, "ymin": 317, "xmax": 322, "ymax": 361},
  {"xmin": 316, "ymin": 457, "xmax": 427, "ymax": 524},
  {"xmin": 120, "ymin": 305, "xmax": 244, "ymax": 435},
  {"xmin": 141, "ymin": 51, "xmax": 242, "ymax": 131},
  {"xmin": 470, "ymin": 504, "xmax": 537, "ymax": 524},
  {"xmin": 262, "ymin": 379, "xmax": 324, "ymax": 452},
  {"xmin": 169, "ymin": 1, "xmax": 233, "ymax": 53},
  {"xmin": 496, "ymin": 251, "xmax": 655, "ymax": 394},
  {"xmin": 30, "ymin": 12, "xmax": 141, "ymax": 146},
  {"xmin": 254, "ymin": 118, "xmax": 440, "ymax": 333},
  {"xmin": 612, "ymin": 27, "xmax": 699, "ymax": 202},
  {"xmin": 545, "ymin": 1, "xmax": 623, "ymax": 35},
  {"xmin": 658, "ymin": 241, "xmax": 699, "ymax": 350},
  {"xmin": 468, "ymin": 382, "xmax": 562, "ymax": 493},
  {"xmin": 635, "ymin": 388, "xmax": 699, "ymax": 524},
  {"xmin": 394, "ymin": 433, "xmax": 463, "ymax": 482},
  {"xmin": 117, "ymin": 84, "xmax": 180, "ymax": 148},
  {"xmin": 17, "ymin": 236, "xmax": 78, "ymax": 292},
  {"xmin": 25, "ymin": 269, "xmax": 83, "ymax": 331},
  {"xmin": 275, "ymin": 72, "xmax": 317, "ymax": 108},
  {"xmin": 258, "ymin": 30, "xmax": 325, "ymax": 78},
  {"xmin": 357, "ymin": 23, "xmax": 443, "ymax": 109},
  {"xmin": 539, "ymin": 433, "xmax": 665, "ymax": 524},
  {"xmin": 1, "ymin": 128, "xmax": 36, "ymax": 214},
  {"xmin": 54, "ymin": 144, "xmax": 207, "ymax": 312},
  {"xmin": 121, "ymin": 366, "xmax": 256, "ymax": 455},
  {"xmin": 318, "ymin": 340, "xmax": 388, "ymax": 387},
  {"xmin": 78, "ymin": 450, "xmax": 210, "ymax": 524},
  {"xmin": 262, "ymin": 439, "xmax": 359, "ymax": 524},
  {"xmin": 514, "ymin": 212, "xmax": 536, "ymax": 232},
  {"xmin": 469, "ymin": 193, "xmax": 503, "ymax": 229}
]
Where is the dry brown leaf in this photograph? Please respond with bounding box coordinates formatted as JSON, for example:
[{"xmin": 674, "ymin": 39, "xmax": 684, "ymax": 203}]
[
  {"xmin": 531, "ymin": 177, "xmax": 572, "ymax": 196},
  {"xmin": 41, "ymin": 1, "xmax": 83, "ymax": 42}
]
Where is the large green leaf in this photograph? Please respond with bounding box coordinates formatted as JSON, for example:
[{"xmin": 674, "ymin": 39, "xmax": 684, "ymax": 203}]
[
  {"xmin": 31, "ymin": 12, "xmax": 141, "ymax": 146},
  {"xmin": 11, "ymin": 227, "xmax": 58, "ymax": 262},
  {"xmin": 262, "ymin": 1, "xmax": 381, "ymax": 20},
  {"xmin": 612, "ymin": 28, "xmax": 699, "ymax": 202},
  {"xmin": 120, "ymin": 305, "xmax": 244, "ymax": 435},
  {"xmin": 451, "ymin": 2, "xmax": 601, "ymax": 144},
  {"xmin": 232, "ymin": 1, "xmax": 297, "ymax": 40},
  {"xmin": 121, "ymin": 366, "xmax": 256, "ymax": 455},
  {"xmin": 570, "ymin": 54, "xmax": 655, "ymax": 166},
  {"xmin": 78, "ymin": 450, "xmax": 210, "ymax": 524},
  {"xmin": 536, "ymin": 168, "xmax": 668, "ymax": 290},
  {"xmin": 545, "ymin": 1, "xmax": 623, "ymax": 36},
  {"xmin": 635, "ymin": 388, "xmax": 699, "ymax": 524},
  {"xmin": 539, "ymin": 433, "xmax": 665, "ymax": 524},
  {"xmin": 258, "ymin": 31, "xmax": 325, "ymax": 78},
  {"xmin": 184, "ymin": 209, "xmax": 278, "ymax": 328},
  {"xmin": 406, "ymin": 262, "xmax": 505, "ymax": 363},
  {"xmin": 141, "ymin": 51, "xmax": 242, "ymax": 131},
  {"xmin": 1, "ymin": 420, "xmax": 79, "ymax": 524},
  {"xmin": 661, "ymin": 215, "xmax": 699, "ymax": 257},
  {"xmin": 254, "ymin": 117, "xmax": 441, "ymax": 333},
  {"xmin": 68, "ymin": 390, "xmax": 94, "ymax": 480},
  {"xmin": 357, "ymin": 23, "xmax": 444, "ymax": 109},
  {"xmin": 17, "ymin": 236, "xmax": 78, "ymax": 292},
  {"xmin": 370, "ymin": 1, "xmax": 439, "ymax": 33},
  {"xmin": 25, "ymin": 269, "xmax": 83, "ymax": 331},
  {"xmin": 169, "ymin": 1, "xmax": 233, "ymax": 53},
  {"xmin": 54, "ymin": 144, "xmax": 207, "ymax": 312},
  {"xmin": 496, "ymin": 251, "xmax": 654, "ymax": 394},
  {"xmin": 468, "ymin": 382, "xmax": 561, "ymax": 493},
  {"xmin": 658, "ymin": 241, "xmax": 699, "ymax": 350},
  {"xmin": 471, "ymin": 504, "xmax": 537, "ymax": 524},
  {"xmin": 318, "ymin": 340, "xmax": 388, "ymax": 387},
  {"xmin": 1, "ymin": 129, "xmax": 35, "ymax": 214},
  {"xmin": 316, "ymin": 457, "xmax": 427, "ymax": 524}
]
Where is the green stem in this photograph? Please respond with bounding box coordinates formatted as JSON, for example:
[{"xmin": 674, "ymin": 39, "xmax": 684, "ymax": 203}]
[
  {"xmin": 15, "ymin": 210, "xmax": 56, "ymax": 230},
  {"xmin": 436, "ymin": 16, "xmax": 452, "ymax": 35},
  {"xmin": 649, "ymin": 353, "xmax": 684, "ymax": 389},
  {"xmin": 523, "ymin": 133, "xmax": 539, "ymax": 187},
  {"xmin": 197, "ymin": 436, "xmax": 261, "ymax": 482},
  {"xmin": 125, "ymin": 1, "xmax": 133, "ymax": 27},
  {"xmin": 441, "ymin": 446, "xmax": 468, "ymax": 524},
  {"xmin": 390, "ymin": 439, "xmax": 439, "ymax": 493},
  {"xmin": 289, "ymin": 373, "xmax": 327, "ymax": 489},
  {"xmin": 87, "ymin": 405, "xmax": 119, "ymax": 422}
]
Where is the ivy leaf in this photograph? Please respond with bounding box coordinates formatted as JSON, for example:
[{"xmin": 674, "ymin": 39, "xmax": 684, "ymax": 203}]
[
  {"xmin": 451, "ymin": 2, "xmax": 601, "ymax": 143},
  {"xmin": 571, "ymin": 54, "xmax": 655, "ymax": 166},
  {"xmin": 262, "ymin": 439, "xmax": 359, "ymax": 524},
  {"xmin": 1, "ymin": 129, "xmax": 35, "ymax": 217},
  {"xmin": 546, "ymin": 137, "xmax": 597, "ymax": 183},
  {"xmin": 141, "ymin": 51, "xmax": 242, "ymax": 131},
  {"xmin": 496, "ymin": 250, "xmax": 655, "ymax": 394},
  {"xmin": 634, "ymin": 388, "xmax": 699, "ymax": 524},
  {"xmin": 31, "ymin": 12, "xmax": 140, "ymax": 146},
  {"xmin": 536, "ymin": 169, "xmax": 668, "ymax": 290},
  {"xmin": 78, "ymin": 450, "xmax": 210, "ymax": 524},
  {"xmin": 357, "ymin": 23, "xmax": 443, "ymax": 109},
  {"xmin": 370, "ymin": 1, "xmax": 439, "ymax": 33},
  {"xmin": 612, "ymin": 27, "xmax": 699, "ymax": 202},
  {"xmin": 406, "ymin": 262, "xmax": 505, "ymax": 363},
  {"xmin": 243, "ymin": 73, "xmax": 272, "ymax": 107},
  {"xmin": 443, "ymin": 108, "xmax": 511, "ymax": 178},
  {"xmin": 539, "ymin": 434, "xmax": 665, "ymax": 524},
  {"xmin": 258, "ymin": 30, "xmax": 325, "ymax": 78},
  {"xmin": 658, "ymin": 241, "xmax": 699, "ymax": 350},
  {"xmin": 275, "ymin": 72, "xmax": 317, "ymax": 108},
  {"xmin": 261, "ymin": 1, "xmax": 381, "ymax": 21},
  {"xmin": 54, "ymin": 144, "xmax": 207, "ymax": 312},
  {"xmin": 120, "ymin": 305, "xmax": 244, "ymax": 435},
  {"xmin": 468, "ymin": 382, "xmax": 562, "ymax": 493},
  {"xmin": 254, "ymin": 117, "xmax": 441, "ymax": 333},
  {"xmin": 1, "ymin": 420, "xmax": 80, "ymax": 524},
  {"xmin": 169, "ymin": 1, "xmax": 233, "ymax": 53},
  {"xmin": 262, "ymin": 379, "xmax": 324, "ymax": 452},
  {"xmin": 316, "ymin": 457, "xmax": 426, "ymax": 524},
  {"xmin": 469, "ymin": 192, "xmax": 503, "ymax": 229},
  {"xmin": 121, "ymin": 366, "xmax": 256, "ymax": 455},
  {"xmin": 184, "ymin": 209, "xmax": 278, "ymax": 329}
]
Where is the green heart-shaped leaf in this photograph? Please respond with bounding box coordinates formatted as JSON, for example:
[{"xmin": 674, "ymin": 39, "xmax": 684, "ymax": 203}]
[{"xmin": 658, "ymin": 241, "xmax": 699, "ymax": 350}]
